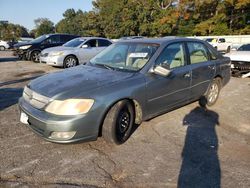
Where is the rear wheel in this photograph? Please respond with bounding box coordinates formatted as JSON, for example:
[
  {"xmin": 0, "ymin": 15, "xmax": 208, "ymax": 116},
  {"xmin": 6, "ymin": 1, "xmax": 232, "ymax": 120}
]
[
  {"xmin": 30, "ymin": 51, "xmax": 40, "ymax": 62},
  {"xmin": 102, "ymin": 100, "xmax": 135, "ymax": 145},
  {"xmin": 199, "ymin": 78, "xmax": 221, "ymax": 107},
  {"xmin": 63, "ymin": 56, "xmax": 78, "ymax": 68},
  {"xmin": 0, "ymin": 46, "xmax": 5, "ymax": 51}
]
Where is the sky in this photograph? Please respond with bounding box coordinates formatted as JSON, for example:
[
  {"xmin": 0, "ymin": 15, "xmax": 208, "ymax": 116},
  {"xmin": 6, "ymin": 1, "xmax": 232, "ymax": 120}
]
[{"xmin": 0, "ymin": 0, "xmax": 93, "ymax": 31}]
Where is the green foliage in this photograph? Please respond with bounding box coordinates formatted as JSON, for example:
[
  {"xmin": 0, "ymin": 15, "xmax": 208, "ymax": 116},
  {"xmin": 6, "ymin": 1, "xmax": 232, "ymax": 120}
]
[
  {"xmin": 88, "ymin": 0, "xmax": 249, "ymax": 37},
  {"xmin": 0, "ymin": 22, "xmax": 29, "ymax": 41},
  {"xmin": 4, "ymin": 0, "xmax": 248, "ymax": 40},
  {"xmin": 34, "ymin": 18, "xmax": 55, "ymax": 37}
]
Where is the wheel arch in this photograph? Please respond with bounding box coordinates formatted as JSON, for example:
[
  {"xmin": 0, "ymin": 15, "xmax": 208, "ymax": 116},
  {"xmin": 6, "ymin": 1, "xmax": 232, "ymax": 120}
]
[
  {"xmin": 98, "ymin": 97, "xmax": 143, "ymax": 136},
  {"xmin": 214, "ymin": 74, "xmax": 223, "ymax": 86}
]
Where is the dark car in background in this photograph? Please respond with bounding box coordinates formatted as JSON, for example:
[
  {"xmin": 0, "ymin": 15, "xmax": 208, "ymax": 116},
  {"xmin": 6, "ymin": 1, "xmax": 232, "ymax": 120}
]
[
  {"xmin": 19, "ymin": 38, "xmax": 231, "ymax": 145},
  {"xmin": 13, "ymin": 34, "xmax": 79, "ymax": 62}
]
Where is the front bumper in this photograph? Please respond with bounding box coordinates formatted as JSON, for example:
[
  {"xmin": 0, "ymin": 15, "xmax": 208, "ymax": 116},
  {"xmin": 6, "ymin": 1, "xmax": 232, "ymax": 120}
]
[
  {"xmin": 40, "ymin": 55, "xmax": 64, "ymax": 67},
  {"xmin": 19, "ymin": 97, "xmax": 100, "ymax": 143},
  {"xmin": 13, "ymin": 49, "xmax": 28, "ymax": 59},
  {"xmin": 231, "ymin": 61, "xmax": 250, "ymax": 76}
]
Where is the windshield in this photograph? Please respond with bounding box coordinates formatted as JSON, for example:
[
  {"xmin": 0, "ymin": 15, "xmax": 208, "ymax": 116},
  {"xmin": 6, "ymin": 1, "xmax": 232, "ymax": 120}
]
[
  {"xmin": 63, "ymin": 38, "xmax": 86, "ymax": 47},
  {"xmin": 238, "ymin": 44, "xmax": 250, "ymax": 51},
  {"xmin": 90, "ymin": 43, "xmax": 159, "ymax": 71},
  {"xmin": 32, "ymin": 35, "xmax": 49, "ymax": 43}
]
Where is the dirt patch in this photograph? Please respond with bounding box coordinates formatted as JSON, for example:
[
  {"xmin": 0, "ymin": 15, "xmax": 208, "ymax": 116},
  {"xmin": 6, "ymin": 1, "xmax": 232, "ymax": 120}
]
[{"xmin": 14, "ymin": 71, "xmax": 46, "ymax": 77}]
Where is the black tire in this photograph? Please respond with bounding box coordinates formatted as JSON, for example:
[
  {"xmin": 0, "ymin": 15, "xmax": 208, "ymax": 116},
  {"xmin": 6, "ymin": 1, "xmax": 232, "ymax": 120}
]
[
  {"xmin": 30, "ymin": 51, "xmax": 40, "ymax": 62},
  {"xmin": 63, "ymin": 55, "xmax": 78, "ymax": 68},
  {"xmin": 102, "ymin": 100, "xmax": 135, "ymax": 145},
  {"xmin": 226, "ymin": 46, "xmax": 231, "ymax": 53},
  {"xmin": 199, "ymin": 78, "xmax": 221, "ymax": 108},
  {"xmin": 0, "ymin": 46, "xmax": 6, "ymax": 51}
]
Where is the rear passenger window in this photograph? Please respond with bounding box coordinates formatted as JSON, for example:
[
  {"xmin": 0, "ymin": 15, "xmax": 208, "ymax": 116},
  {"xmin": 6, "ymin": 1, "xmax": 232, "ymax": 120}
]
[
  {"xmin": 85, "ymin": 40, "xmax": 97, "ymax": 47},
  {"xmin": 98, "ymin": 39, "xmax": 112, "ymax": 47},
  {"xmin": 61, "ymin": 35, "xmax": 72, "ymax": 43},
  {"xmin": 156, "ymin": 43, "xmax": 185, "ymax": 69},
  {"xmin": 44, "ymin": 35, "xmax": 60, "ymax": 44},
  {"xmin": 187, "ymin": 42, "xmax": 209, "ymax": 64}
]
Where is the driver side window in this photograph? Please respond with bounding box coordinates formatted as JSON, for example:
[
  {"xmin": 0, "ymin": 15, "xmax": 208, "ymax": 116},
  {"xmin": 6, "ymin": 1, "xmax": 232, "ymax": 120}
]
[{"xmin": 155, "ymin": 43, "xmax": 185, "ymax": 69}]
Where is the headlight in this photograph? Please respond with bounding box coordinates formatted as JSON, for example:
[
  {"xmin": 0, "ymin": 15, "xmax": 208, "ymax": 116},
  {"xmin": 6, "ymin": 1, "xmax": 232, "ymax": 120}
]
[
  {"xmin": 19, "ymin": 45, "xmax": 31, "ymax": 50},
  {"xmin": 45, "ymin": 99, "xmax": 94, "ymax": 115},
  {"xmin": 50, "ymin": 51, "xmax": 64, "ymax": 56}
]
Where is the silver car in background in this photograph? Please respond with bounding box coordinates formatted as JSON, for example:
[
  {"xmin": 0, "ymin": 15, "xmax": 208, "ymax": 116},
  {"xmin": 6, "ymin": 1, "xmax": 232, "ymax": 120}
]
[{"xmin": 40, "ymin": 37, "xmax": 112, "ymax": 68}]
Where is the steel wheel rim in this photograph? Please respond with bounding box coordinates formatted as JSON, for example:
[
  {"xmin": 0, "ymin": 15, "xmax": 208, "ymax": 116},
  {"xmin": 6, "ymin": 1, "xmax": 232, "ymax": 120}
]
[
  {"xmin": 66, "ymin": 58, "xmax": 76, "ymax": 67},
  {"xmin": 116, "ymin": 108, "xmax": 131, "ymax": 141},
  {"xmin": 208, "ymin": 83, "xmax": 219, "ymax": 103},
  {"xmin": 118, "ymin": 112, "xmax": 130, "ymax": 133}
]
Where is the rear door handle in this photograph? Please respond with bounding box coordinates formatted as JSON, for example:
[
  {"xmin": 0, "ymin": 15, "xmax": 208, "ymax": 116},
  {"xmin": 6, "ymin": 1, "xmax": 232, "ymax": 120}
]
[
  {"xmin": 208, "ymin": 65, "xmax": 215, "ymax": 70},
  {"xmin": 183, "ymin": 73, "xmax": 191, "ymax": 78}
]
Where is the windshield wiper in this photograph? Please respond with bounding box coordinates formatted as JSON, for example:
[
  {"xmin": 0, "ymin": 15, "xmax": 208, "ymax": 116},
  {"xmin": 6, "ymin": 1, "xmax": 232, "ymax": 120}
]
[{"xmin": 95, "ymin": 63, "xmax": 115, "ymax": 70}]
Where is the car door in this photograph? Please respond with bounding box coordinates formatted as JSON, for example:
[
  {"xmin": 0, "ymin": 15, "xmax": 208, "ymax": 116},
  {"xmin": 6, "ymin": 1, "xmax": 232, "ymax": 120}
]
[
  {"xmin": 78, "ymin": 39, "xmax": 99, "ymax": 63},
  {"xmin": 146, "ymin": 42, "xmax": 192, "ymax": 116},
  {"xmin": 186, "ymin": 42, "xmax": 216, "ymax": 101}
]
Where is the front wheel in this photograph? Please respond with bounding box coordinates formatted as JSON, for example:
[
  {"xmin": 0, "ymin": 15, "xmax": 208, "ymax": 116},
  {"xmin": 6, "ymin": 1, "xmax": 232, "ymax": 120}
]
[
  {"xmin": 0, "ymin": 46, "xmax": 6, "ymax": 51},
  {"xmin": 102, "ymin": 100, "xmax": 135, "ymax": 145},
  {"xmin": 30, "ymin": 51, "xmax": 40, "ymax": 62},
  {"xmin": 63, "ymin": 56, "xmax": 78, "ymax": 68},
  {"xmin": 199, "ymin": 78, "xmax": 221, "ymax": 107}
]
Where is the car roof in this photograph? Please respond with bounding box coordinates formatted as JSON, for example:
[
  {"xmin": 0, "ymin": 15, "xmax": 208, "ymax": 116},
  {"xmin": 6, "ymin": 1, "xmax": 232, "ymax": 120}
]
[
  {"xmin": 76, "ymin": 37, "xmax": 111, "ymax": 41},
  {"xmin": 116, "ymin": 37, "xmax": 205, "ymax": 45},
  {"xmin": 46, "ymin": 33, "xmax": 79, "ymax": 37}
]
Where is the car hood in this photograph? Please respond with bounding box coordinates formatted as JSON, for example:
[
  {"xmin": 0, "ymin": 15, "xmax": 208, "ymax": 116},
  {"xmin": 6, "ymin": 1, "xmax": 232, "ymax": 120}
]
[
  {"xmin": 225, "ymin": 51, "xmax": 250, "ymax": 62},
  {"xmin": 42, "ymin": 46, "xmax": 75, "ymax": 54},
  {"xmin": 14, "ymin": 41, "xmax": 37, "ymax": 47},
  {"xmin": 28, "ymin": 65, "xmax": 135, "ymax": 99}
]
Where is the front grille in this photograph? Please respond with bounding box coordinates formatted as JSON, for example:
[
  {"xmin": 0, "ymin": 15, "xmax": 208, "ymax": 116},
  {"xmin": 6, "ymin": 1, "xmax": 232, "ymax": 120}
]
[
  {"xmin": 23, "ymin": 86, "xmax": 50, "ymax": 109},
  {"xmin": 231, "ymin": 61, "xmax": 250, "ymax": 71},
  {"xmin": 40, "ymin": 53, "xmax": 48, "ymax": 57}
]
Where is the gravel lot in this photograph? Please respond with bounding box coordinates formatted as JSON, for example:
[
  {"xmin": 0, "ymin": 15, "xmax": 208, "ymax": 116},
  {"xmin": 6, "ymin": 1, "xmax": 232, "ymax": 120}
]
[{"xmin": 0, "ymin": 50, "xmax": 250, "ymax": 188}]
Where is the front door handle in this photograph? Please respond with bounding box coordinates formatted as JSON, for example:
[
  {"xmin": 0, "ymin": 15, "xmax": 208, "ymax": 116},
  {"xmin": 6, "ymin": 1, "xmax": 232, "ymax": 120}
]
[{"xmin": 183, "ymin": 73, "xmax": 191, "ymax": 78}]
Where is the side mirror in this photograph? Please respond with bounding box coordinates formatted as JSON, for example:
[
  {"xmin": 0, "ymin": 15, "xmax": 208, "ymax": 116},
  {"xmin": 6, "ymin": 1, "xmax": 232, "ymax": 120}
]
[
  {"xmin": 150, "ymin": 65, "xmax": 171, "ymax": 77},
  {"xmin": 81, "ymin": 44, "xmax": 88, "ymax": 48}
]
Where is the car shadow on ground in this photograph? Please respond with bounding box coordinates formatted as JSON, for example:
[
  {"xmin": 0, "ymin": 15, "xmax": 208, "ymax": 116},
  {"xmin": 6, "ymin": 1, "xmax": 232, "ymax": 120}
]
[
  {"xmin": 0, "ymin": 88, "xmax": 23, "ymax": 111},
  {"xmin": 178, "ymin": 107, "xmax": 221, "ymax": 188},
  {"xmin": 0, "ymin": 72, "xmax": 44, "ymax": 87},
  {"xmin": 0, "ymin": 57, "xmax": 18, "ymax": 63}
]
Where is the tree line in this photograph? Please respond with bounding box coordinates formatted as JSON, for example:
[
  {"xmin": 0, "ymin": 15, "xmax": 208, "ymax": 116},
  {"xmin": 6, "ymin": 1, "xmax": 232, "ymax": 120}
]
[{"xmin": 1, "ymin": 0, "xmax": 249, "ymax": 41}]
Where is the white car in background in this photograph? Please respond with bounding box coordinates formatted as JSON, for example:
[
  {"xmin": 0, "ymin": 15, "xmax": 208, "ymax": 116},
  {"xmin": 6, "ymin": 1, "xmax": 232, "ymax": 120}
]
[
  {"xmin": 40, "ymin": 37, "xmax": 112, "ymax": 68},
  {"xmin": 205, "ymin": 38, "xmax": 232, "ymax": 53},
  {"xmin": 0, "ymin": 40, "xmax": 10, "ymax": 51},
  {"xmin": 224, "ymin": 44, "xmax": 250, "ymax": 77}
]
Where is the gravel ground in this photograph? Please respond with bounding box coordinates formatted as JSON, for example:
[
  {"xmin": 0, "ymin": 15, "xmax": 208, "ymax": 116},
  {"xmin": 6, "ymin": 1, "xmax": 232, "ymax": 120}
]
[{"xmin": 0, "ymin": 51, "xmax": 250, "ymax": 188}]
